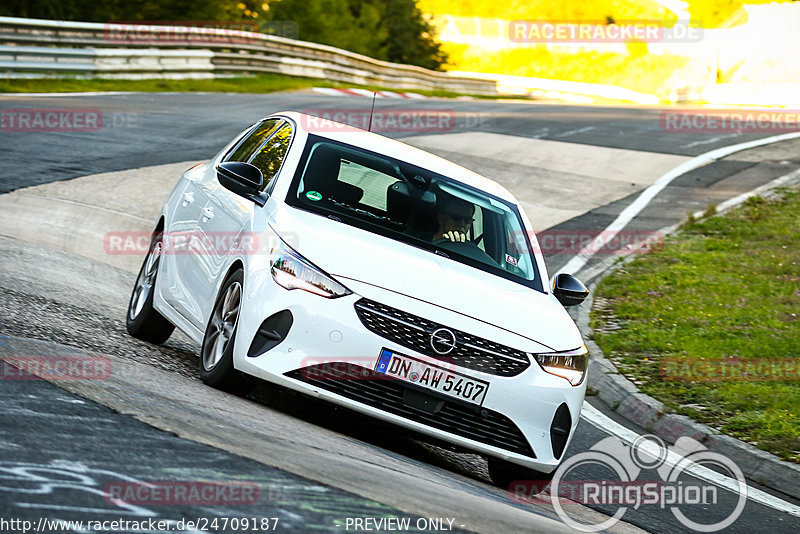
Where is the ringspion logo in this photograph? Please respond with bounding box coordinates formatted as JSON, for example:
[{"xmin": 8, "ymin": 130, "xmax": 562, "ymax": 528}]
[{"xmin": 510, "ymin": 434, "xmax": 747, "ymax": 532}]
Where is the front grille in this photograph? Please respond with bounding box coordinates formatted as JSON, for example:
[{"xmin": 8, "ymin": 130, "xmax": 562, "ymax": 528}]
[
  {"xmin": 354, "ymin": 299, "xmax": 531, "ymax": 377},
  {"xmin": 286, "ymin": 363, "xmax": 535, "ymax": 458}
]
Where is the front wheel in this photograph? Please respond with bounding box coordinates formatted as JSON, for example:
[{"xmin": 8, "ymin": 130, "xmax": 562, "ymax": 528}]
[
  {"xmin": 199, "ymin": 269, "xmax": 253, "ymax": 395},
  {"xmin": 488, "ymin": 457, "xmax": 555, "ymax": 493},
  {"xmin": 126, "ymin": 230, "xmax": 175, "ymax": 344}
]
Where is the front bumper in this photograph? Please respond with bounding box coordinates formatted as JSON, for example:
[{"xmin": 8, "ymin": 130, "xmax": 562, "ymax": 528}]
[{"xmin": 233, "ymin": 273, "xmax": 586, "ymax": 472}]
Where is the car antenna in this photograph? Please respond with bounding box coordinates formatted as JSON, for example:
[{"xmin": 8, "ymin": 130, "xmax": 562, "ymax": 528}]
[{"xmin": 367, "ymin": 91, "xmax": 377, "ymax": 132}]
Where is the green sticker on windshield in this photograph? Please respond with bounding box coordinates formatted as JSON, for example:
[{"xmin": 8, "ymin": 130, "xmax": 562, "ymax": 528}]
[{"xmin": 306, "ymin": 190, "xmax": 322, "ymax": 201}]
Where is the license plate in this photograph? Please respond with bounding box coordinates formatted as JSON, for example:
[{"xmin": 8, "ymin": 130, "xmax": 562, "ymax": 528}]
[{"xmin": 374, "ymin": 349, "xmax": 489, "ymax": 405}]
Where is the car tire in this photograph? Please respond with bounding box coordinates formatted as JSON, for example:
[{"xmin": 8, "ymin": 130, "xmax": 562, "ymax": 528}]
[
  {"xmin": 487, "ymin": 457, "xmax": 555, "ymax": 493},
  {"xmin": 199, "ymin": 268, "xmax": 253, "ymax": 395},
  {"xmin": 126, "ymin": 229, "xmax": 175, "ymax": 344}
]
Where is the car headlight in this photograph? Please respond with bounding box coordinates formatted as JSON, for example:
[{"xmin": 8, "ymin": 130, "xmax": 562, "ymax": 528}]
[
  {"xmin": 269, "ymin": 240, "xmax": 351, "ymax": 299},
  {"xmin": 533, "ymin": 345, "xmax": 588, "ymax": 386}
]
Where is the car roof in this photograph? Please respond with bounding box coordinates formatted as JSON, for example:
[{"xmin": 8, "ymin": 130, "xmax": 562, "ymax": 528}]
[{"xmin": 270, "ymin": 111, "xmax": 518, "ymax": 204}]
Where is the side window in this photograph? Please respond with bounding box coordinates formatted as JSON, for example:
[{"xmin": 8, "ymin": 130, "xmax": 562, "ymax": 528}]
[
  {"xmin": 249, "ymin": 123, "xmax": 293, "ymax": 191},
  {"xmin": 227, "ymin": 119, "xmax": 281, "ymax": 162}
]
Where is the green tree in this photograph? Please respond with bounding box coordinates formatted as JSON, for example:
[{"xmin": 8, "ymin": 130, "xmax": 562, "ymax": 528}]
[
  {"xmin": 267, "ymin": 0, "xmax": 445, "ymax": 69},
  {"xmin": 376, "ymin": 0, "xmax": 446, "ymax": 69},
  {"xmin": 268, "ymin": 0, "xmax": 388, "ymax": 58},
  {"xmin": 0, "ymin": 0, "xmax": 239, "ymax": 22}
]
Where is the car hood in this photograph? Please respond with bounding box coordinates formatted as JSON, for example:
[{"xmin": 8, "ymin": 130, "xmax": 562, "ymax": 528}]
[{"xmin": 269, "ymin": 206, "xmax": 582, "ymax": 351}]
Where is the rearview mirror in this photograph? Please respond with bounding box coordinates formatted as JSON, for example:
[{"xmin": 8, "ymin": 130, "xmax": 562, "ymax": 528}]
[
  {"xmin": 552, "ymin": 273, "xmax": 589, "ymax": 307},
  {"xmin": 216, "ymin": 162, "xmax": 267, "ymax": 207}
]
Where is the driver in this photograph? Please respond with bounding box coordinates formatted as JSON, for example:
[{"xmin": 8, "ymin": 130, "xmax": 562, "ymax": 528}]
[{"xmin": 433, "ymin": 195, "xmax": 475, "ymax": 242}]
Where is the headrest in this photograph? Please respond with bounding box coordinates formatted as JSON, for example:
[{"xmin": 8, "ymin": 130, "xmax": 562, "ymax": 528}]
[
  {"xmin": 386, "ymin": 181, "xmax": 413, "ymax": 222},
  {"xmin": 302, "ymin": 145, "xmax": 342, "ymax": 194},
  {"xmin": 330, "ymin": 182, "xmax": 364, "ymax": 206}
]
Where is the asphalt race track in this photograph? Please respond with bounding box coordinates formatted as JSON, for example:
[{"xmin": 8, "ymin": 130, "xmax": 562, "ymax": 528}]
[
  {"xmin": 1, "ymin": 90, "xmax": 799, "ymax": 533},
  {"xmin": 0, "ymin": 92, "xmax": 775, "ymax": 195}
]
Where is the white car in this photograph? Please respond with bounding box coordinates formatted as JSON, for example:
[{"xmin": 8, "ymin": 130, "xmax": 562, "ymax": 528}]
[{"xmin": 126, "ymin": 111, "xmax": 589, "ymax": 486}]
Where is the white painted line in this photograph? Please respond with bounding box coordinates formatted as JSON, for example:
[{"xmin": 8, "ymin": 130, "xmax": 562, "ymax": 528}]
[
  {"xmin": 530, "ymin": 127, "xmax": 550, "ymax": 139},
  {"xmin": 559, "ymin": 131, "xmax": 800, "ymax": 276},
  {"xmin": 556, "ymin": 126, "xmax": 596, "ymax": 138},
  {"xmin": 581, "ymin": 403, "xmax": 800, "ymax": 517},
  {"xmin": 680, "ymin": 133, "xmax": 741, "ymax": 149},
  {"xmin": 712, "ymin": 167, "xmax": 800, "ymax": 214}
]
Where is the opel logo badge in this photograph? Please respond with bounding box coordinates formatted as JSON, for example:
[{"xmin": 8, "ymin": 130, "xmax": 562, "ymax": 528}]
[{"xmin": 430, "ymin": 328, "xmax": 457, "ymax": 355}]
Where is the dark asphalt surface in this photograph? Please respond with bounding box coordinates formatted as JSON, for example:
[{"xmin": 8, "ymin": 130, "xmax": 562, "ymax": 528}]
[
  {"xmin": 1, "ymin": 91, "xmax": 799, "ymax": 533},
  {"xmin": 0, "ymin": 91, "xmax": 775, "ymax": 194},
  {"xmin": 0, "ymin": 363, "xmax": 452, "ymax": 534}
]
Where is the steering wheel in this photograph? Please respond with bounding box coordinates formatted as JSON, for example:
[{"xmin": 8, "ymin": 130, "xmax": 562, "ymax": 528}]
[
  {"xmin": 433, "ymin": 235, "xmax": 482, "ymax": 246},
  {"xmin": 433, "ymin": 237, "xmax": 471, "ymax": 246}
]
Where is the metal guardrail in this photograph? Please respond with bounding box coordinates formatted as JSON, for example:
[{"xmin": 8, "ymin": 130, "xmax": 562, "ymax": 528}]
[{"xmin": 0, "ymin": 16, "xmax": 497, "ymax": 94}]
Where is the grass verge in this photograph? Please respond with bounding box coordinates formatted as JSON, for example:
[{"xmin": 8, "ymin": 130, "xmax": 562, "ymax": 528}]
[
  {"xmin": 0, "ymin": 73, "xmax": 510, "ymax": 100},
  {"xmin": 591, "ymin": 188, "xmax": 800, "ymax": 462},
  {"xmin": 0, "ymin": 74, "xmax": 324, "ymax": 94}
]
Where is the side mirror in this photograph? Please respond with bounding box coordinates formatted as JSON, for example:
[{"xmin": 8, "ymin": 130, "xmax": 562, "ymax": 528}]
[
  {"xmin": 216, "ymin": 162, "xmax": 267, "ymax": 207},
  {"xmin": 552, "ymin": 273, "xmax": 589, "ymax": 307}
]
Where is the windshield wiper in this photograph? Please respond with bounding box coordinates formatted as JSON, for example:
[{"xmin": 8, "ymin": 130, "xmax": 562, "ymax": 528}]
[{"xmin": 328, "ymin": 199, "xmax": 404, "ymax": 229}]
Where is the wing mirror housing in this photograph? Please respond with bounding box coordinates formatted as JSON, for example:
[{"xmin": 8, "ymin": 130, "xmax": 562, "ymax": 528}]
[
  {"xmin": 552, "ymin": 273, "xmax": 589, "ymax": 307},
  {"xmin": 216, "ymin": 162, "xmax": 268, "ymax": 207}
]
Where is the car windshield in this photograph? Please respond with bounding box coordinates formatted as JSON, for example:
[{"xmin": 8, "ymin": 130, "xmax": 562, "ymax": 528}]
[{"xmin": 286, "ymin": 135, "xmax": 542, "ymax": 291}]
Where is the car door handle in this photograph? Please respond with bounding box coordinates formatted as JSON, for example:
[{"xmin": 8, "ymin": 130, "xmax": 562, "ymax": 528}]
[
  {"xmin": 182, "ymin": 192, "xmax": 195, "ymax": 205},
  {"xmin": 202, "ymin": 207, "xmax": 214, "ymax": 221}
]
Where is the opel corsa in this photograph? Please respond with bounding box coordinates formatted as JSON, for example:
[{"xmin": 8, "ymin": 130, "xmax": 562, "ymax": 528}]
[{"xmin": 126, "ymin": 111, "xmax": 590, "ymax": 486}]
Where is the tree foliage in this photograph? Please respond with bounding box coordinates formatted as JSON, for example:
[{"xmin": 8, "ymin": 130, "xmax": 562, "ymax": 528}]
[
  {"xmin": 0, "ymin": 0, "xmax": 446, "ymax": 69},
  {"xmin": 266, "ymin": 0, "xmax": 445, "ymax": 69},
  {"xmin": 0, "ymin": 0, "xmax": 236, "ymax": 22}
]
